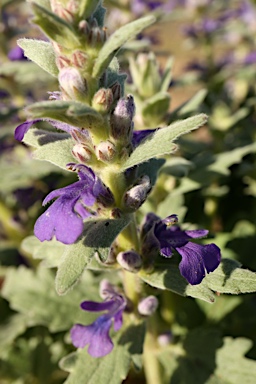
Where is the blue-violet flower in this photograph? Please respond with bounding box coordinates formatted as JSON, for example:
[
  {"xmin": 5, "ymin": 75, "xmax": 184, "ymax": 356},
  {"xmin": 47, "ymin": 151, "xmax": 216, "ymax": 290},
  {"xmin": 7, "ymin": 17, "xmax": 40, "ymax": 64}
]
[
  {"xmin": 34, "ymin": 163, "xmax": 114, "ymax": 244},
  {"xmin": 71, "ymin": 289, "xmax": 126, "ymax": 357}
]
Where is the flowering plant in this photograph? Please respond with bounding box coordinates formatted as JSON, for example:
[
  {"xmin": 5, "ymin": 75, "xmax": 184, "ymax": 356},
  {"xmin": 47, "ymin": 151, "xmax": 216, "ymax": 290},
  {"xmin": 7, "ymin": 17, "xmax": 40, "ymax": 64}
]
[{"xmin": 1, "ymin": 0, "xmax": 256, "ymax": 383}]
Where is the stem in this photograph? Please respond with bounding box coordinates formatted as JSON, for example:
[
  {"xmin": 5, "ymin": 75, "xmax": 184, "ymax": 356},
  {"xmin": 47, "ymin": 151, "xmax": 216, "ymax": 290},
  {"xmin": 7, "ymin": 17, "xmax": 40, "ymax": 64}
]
[{"xmin": 143, "ymin": 315, "xmax": 163, "ymax": 384}]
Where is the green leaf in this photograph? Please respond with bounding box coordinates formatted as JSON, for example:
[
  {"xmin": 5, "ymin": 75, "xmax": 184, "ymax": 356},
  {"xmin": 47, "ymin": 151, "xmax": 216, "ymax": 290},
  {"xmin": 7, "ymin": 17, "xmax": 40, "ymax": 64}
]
[
  {"xmin": 55, "ymin": 239, "xmax": 95, "ymax": 296},
  {"xmin": 160, "ymin": 56, "xmax": 174, "ymax": 92},
  {"xmin": 205, "ymin": 258, "xmax": 256, "ymax": 294},
  {"xmin": 0, "ymin": 314, "xmax": 28, "ymax": 357},
  {"xmin": 32, "ymin": 3, "xmax": 80, "ymax": 48},
  {"xmin": 55, "ymin": 217, "xmax": 130, "ymax": 295},
  {"xmin": 93, "ymin": 15, "xmax": 156, "ymax": 78},
  {"xmin": 0, "ymin": 148, "xmax": 56, "ymax": 193},
  {"xmin": 160, "ymin": 157, "xmax": 194, "ymax": 178},
  {"xmin": 135, "ymin": 158, "xmax": 165, "ymax": 186},
  {"xmin": 120, "ymin": 114, "xmax": 208, "ymax": 171},
  {"xmin": 171, "ymin": 89, "xmax": 207, "ymax": 117},
  {"xmin": 78, "ymin": 0, "xmax": 101, "ymax": 18},
  {"xmin": 17, "ymin": 39, "xmax": 58, "ymax": 77},
  {"xmin": 21, "ymin": 236, "xmax": 65, "ymax": 268},
  {"xmin": 157, "ymin": 328, "xmax": 223, "ymax": 384},
  {"xmin": 213, "ymin": 337, "xmax": 256, "ymax": 384},
  {"xmin": 0, "ymin": 62, "xmax": 54, "ymax": 85},
  {"xmin": 1, "ymin": 267, "xmax": 100, "ymax": 332},
  {"xmin": 139, "ymin": 257, "xmax": 216, "ymax": 303},
  {"xmin": 60, "ymin": 321, "xmax": 145, "ymax": 384},
  {"xmin": 142, "ymin": 92, "xmax": 170, "ymax": 123},
  {"xmin": 24, "ymin": 129, "xmax": 75, "ymax": 170},
  {"xmin": 27, "ymin": 100, "xmax": 103, "ymax": 128}
]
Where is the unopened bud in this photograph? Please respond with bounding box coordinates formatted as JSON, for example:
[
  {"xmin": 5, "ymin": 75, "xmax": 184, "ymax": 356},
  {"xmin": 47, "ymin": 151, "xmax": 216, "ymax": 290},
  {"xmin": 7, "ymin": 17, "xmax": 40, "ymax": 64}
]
[
  {"xmin": 58, "ymin": 67, "xmax": 87, "ymax": 101},
  {"xmin": 72, "ymin": 144, "xmax": 92, "ymax": 163},
  {"xmin": 111, "ymin": 81, "xmax": 122, "ymax": 101},
  {"xmin": 71, "ymin": 50, "xmax": 88, "ymax": 68},
  {"xmin": 89, "ymin": 27, "xmax": 106, "ymax": 47},
  {"xmin": 66, "ymin": 0, "xmax": 80, "ymax": 14},
  {"xmin": 124, "ymin": 175, "xmax": 151, "ymax": 211},
  {"xmin": 157, "ymin": 332, "xmax": 173, "ymax": 346},
  {"xmin": 56, "ymin": 55, "xmax": 71, "ymax": 69},
  {"xmin": 110, "ymin": 95, "xmax": 135, "ymax": 141},
  {"xmin": 92, "ymin": 88, "xmax": 114, "ymax": 112},
  {"xmin": 138, "ymin": 296, "xmax": 158, "ymax": 316},
  {"xmin": 117, "ymin": 250, "xmax": 142, "ymax": 272},
  {"xmin": 96, "ymin": 140, "xmax": 116, "ymax": 163},
  {"xmin": 99, "ymin": 279, "xmax": 116, "ymax": 299},
  {"xmin": 51, "ymin": 1, "xmax": 74, "ymax": 23},
  {"xmin": 140, "ymin": 212, "xmax": 160, "ymax": 239},
  {"xmin": 78, "ymin": 20, "xmax": 90, "ymax": 35}
]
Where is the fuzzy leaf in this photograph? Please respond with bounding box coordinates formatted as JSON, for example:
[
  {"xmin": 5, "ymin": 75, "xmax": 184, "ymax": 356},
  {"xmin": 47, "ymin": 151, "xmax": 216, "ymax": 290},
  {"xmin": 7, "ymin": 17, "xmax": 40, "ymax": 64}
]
[
  {"xmin": 139, "ymin": 258, "xmax": 216, "ymax": 303},
  {"xmin": 25, "ymin": 129, "xmax": 75, "ymax": 170},
  {"xmin": 160, "ymin": 56, "xmax": 174, "ymax": 92},
  {"xmin": 32, "ymin": 3, "xmax": 80, "ymax": 48},
  {"xmin": 55, "ymin": 217, "xmax": 130, "ymax": 295},
  {"xmin": 0, "ymin": 314, "xmax": 28, "ymax": 356},
  {"xmin": 1, "ymin": 267, "xmax": 100, "ymax": 332},
  {"xmin": 17, "ymin": 39, "xmax": 58, "ymax": 77},
  {"xmin": 142, "ymin": 92, "xmax": 170, "ymax": 122},
  {"xmin": 93, "ymin": 15, "xmax": 156, "ymax": 78},
  {"xmin": 21, "ymin": 235, "xmax": 65, "ymax": 268},
  {"xmin": 213, "ymin": 337, "xmax": 256, "ymax": 383},
  {"xmin": 60, "ymin": 321, "xmax": 145, "ymax": 384},
  {"xmin": 205, "ymin": 258, "xmax": 256, "ymax": 294},
  {"xmin": 27, "ymin": 100, "xmax": 103, "ymax": 127},
  {"xmin": 120, "ymin": 114, "xmax": 208, "ymax": 171}
]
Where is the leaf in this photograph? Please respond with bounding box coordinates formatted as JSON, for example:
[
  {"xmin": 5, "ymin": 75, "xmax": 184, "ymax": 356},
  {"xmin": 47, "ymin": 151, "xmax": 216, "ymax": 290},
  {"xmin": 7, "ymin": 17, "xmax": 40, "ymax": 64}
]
[
  {"xmin": 160, "ymin": 157, "xmax": 194, "ymax": 178},
  {"xmin": 142, "ymin": 92, "xmax": 170, "ymax": 123},
  {"xmin": 120, "ymin": 114, "xmax": 208, "ymax": 171},
  {"xmin": 27, "ymin": 100, "xmax": 103, "ymax": 127},
  {"xmin": 93, "ymin": 15, "xmax": 156, "ymax": 78},
  {"xmin": 55, "ymin": 217, "xmax": 130, "ymax": 295},
  {"xmin": 60, "ymin": 321, "xmax": 145, "ymax": 384},
  {"xmin": 213, "ymin": 337, "xmax": 256, "ymax": 384},
  {"xmin": 160, "ymin": 56, "xmax": 174, "ymax": 92},
  {"xmin": 32, "ymin": 3, "xmax": 80, "ymax": 48},
  {"xmin": 139, "ymin": 257, "xmax": 216, "ymax": 303},
  {"xmin": 157, "ymin": 328, "xmax": 223, "ymax": 384},
  {"xmin": 24, "ymin": 129, "xmax": 75, "ymax": 170},
  {"xmin": 21, "ymin": 236, "xmax": 65, "ymax": 268},
  {"xmin": 0, "ymin": 314, "xmax": 28, "ymax": 356},
  {"xmin": 205, "ymin": 258, "xmax": 256, "ymax": 294},
  {"xmin": 17, "ymin": 39, "xmax": 58, "ymax": 77},
  {"xmin": 171, "ymin": 89, "xmax": 208, "ymax": 117},
  {"xmin": 1, "ymin": 266, "xmax": 100, "ymax": 332}
]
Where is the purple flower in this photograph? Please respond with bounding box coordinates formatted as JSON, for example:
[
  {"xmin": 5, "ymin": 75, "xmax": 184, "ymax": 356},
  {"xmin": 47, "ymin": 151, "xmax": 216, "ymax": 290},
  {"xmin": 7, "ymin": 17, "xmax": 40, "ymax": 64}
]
[
  {"xmin": 14, "ymin": 118, "xmax": 84, "ymax": 142},
  {"xmin": 34, "ymin": 163, "xmax": 114, "ymax": 244},
  {"xmin": 132, "ymin": 129, "xmax": 157, "ymax": 147},
  {"xmin": 143, "ymin": 214, "xmax": 221, "ymax": 285},
  {"xmin": 71, "ymin": 289, "xmax": 126, "ymax": 358},
  {"xmin": 8, "ymin": 46, "xmax": 26, "ymax": 61}
]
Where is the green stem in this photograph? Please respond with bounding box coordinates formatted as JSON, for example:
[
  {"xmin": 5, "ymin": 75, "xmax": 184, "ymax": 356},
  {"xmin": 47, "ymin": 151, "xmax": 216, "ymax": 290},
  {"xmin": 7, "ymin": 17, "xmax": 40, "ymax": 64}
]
[{"xmin": 143, "ymin": 315, "xmax": 163, "ymax": 384}]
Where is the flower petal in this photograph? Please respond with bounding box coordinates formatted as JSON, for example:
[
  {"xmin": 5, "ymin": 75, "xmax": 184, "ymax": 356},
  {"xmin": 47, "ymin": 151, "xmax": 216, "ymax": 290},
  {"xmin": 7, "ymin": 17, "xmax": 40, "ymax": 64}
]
[
  {"xmin": 71, "ymin": 316, "xmax": 113, "ymax": 358},
  {"xmin": 177, "ymin": 242, "xmax": 220, "ymax": 285},
  {"xmin": 132, "ymin": 129, "xmax": 157, "ymax": 147},
  {"xmin": 14, "ymin": 120, "xmax": 40, "ymax": 141},
  {"xmin": 34, "ymin": 196, "xmax": 83, "ymax": 244},
  {"xmin": 80, "ymin": 300, "xmax": 116, "ymax": 312}
]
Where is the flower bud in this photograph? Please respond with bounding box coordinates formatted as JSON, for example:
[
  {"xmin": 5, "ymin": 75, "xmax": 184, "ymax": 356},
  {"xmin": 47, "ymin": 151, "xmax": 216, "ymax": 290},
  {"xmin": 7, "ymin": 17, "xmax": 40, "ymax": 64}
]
[
  {"xmin": 71, "ymin": 50, "xmax": 88, "ymax": 68},
  {"xmin": 72, "ymin": 144, "xmax": 92, "ymax": 163},
  {"xmin": 92, "ymin": 88, "xmax": 114, "ymax": 113},
  {"xmin": 58, "ymin": 67, "xmax": 87, "ymax": 101},
  {"xmin": 51, "ymin": 0, "xmax": 74, "ymax": 23},
  {"xmin": 117, "ymin": 250, "xmax": 142, "ymax": 272},
  {"xmin": 99, "ymin": 279, "xmax": 116, "ymax": 299},
  {"xmin": 138, "ymin": 296, "xmax": 158, "ymax": 316},
  {"xmin": 111, "ymin": 81, "xmax": 122, "ymax": 101},
  {"xmin": 124, "ymin": 175, "xmax": 151, "ymax": 211},
  {"xmin": 56, "ymin": 55, "xmax": 71, "ymax": 69},
  {"xmin": 157, "ymin": 332, "xmax": 173, "ymax": 347},
  {"xmin": 163, "ymin": 214, "xmax": 178, "ymax": 226},
  {"xmin": 96, "ymin": 140, "xmax": 116, "ymax": 163},
  {"xmin": 110, "ymin": 95, "xmax": 135, "ymax": 142}
]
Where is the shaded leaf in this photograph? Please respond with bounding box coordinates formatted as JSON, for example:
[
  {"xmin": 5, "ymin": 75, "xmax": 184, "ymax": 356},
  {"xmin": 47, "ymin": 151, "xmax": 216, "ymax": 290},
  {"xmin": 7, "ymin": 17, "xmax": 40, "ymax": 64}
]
[{"xmin": 18, "ymin": 39, "xmax": 58, "ymax": 77}]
